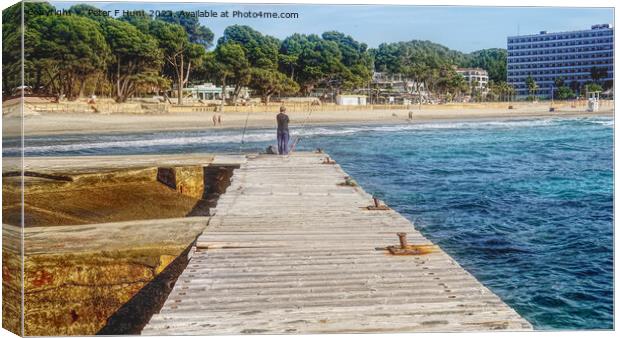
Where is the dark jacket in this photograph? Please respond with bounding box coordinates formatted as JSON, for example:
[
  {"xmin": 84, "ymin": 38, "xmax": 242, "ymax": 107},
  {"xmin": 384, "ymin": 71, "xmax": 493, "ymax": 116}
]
[{"xmin": 277, "ymin": 113, "xmax": 289, "ymax": 132}]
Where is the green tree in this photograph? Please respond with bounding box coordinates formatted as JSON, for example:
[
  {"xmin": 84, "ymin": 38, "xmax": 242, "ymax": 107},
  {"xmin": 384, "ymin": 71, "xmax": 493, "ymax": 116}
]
[
  {"xmin": 215, "ymin": 25, "xmax": 300, "ymax": 102},
  {"xmin": 102, "ymin": 19, "xmax": 164, "ymax": 102},
  {"xmin": 282, "ymin": 34, "xmax": 347, "ymax": 95},
  {"xmin": 556, "ymin": 86, "xmax": 575, "ymax": 100},
  {"xmin": 212, "ymin": 43, "xmax": 251, "ymax": 109},
  {"xmin": 280, "ymin": 32, "xmax": 375, "ymax": 96},
  {"xmin": 447, "ymin": 71, "xmax": 469, "ymax": 100},
  {"xmin": 250, "ymin": 68, "xmax": 300, "ymax": 104},
  {"xmin": 279, "ymin": 33, "xmax": 306, "ymax": 79},
  {"xmin": 401, "ymin": 63, "xmax": 430, "ymax": 105},
  {"xmin": 3, "ymin": 1, "xmax": 56, "ymax": 95},
  {"xmin": 585, "ymin": 83, "xmax": 603, "ymax": 93},
  {"xmin": 26, "ymin": 14, "xmax": 111, "ymax": 99},
  {"xmin": 157, "ymin": 11, "xmax": 214, "ymax": 48},
  {"xmin": 118, "ymin": 13, "xmax": 152, "ymax": 32},
  {"xmin": 373, "ymin": 40, "xmax": 469, "ymax": 75},
  {"xmin": 214, "ymin": 43, "xmax": 252, "ymax": 104},
  {"xmin": 371, "ymin": 42, "xmax": 508, "ymax": 94},
  {"xmin": 322, "ymin": 31, "xmax": 373, "ymax": 92},
  {"xmin": 493, "ymin": 81, "xmax": 516, "ymax": 101},
  {"xmin": 466, "ymin": 48, "xmax": 507, "ymax": 82},
  {"xmin": 2, "ymin": 2, "xmax": 23, "ymax": 96},
  {"xmin": 218, "ymin": 25, "xmax": 280, "ymax": 69},
  {"xmin": 68, "ymin": 4, "xmax": 109, "ymax": 23},
  {"xmin": 525, "ymin": 75, "xmax": 538, "ymax": 99},
  {"xmin": 148, "ymin": 20, "xmax": 205, "ymax": 104}
]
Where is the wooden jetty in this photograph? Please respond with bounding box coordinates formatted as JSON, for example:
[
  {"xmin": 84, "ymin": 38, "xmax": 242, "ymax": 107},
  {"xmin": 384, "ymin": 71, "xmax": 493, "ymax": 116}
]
[{"xmin": 143, "ymin": 152, "xmax": 532, "ymax": 334}]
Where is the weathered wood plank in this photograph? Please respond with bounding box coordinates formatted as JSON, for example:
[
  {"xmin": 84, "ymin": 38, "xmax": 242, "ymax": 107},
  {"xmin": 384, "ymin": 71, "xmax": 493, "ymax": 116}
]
[{"xmin": 142, "ymin": 152, "xmax": 531, "ymax": 334}]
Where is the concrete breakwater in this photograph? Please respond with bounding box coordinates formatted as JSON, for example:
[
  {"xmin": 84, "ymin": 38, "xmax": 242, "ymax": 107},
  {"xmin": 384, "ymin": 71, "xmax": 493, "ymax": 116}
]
[{"xmin": 1, "ymin": 154, "xmax": 243, "ymax": 335}]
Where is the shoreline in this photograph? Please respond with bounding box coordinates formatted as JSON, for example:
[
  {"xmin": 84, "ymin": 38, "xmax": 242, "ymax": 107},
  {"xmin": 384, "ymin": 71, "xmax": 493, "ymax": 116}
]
[{"xmin": 2, "ymin": 106, "xmax": 614, "ymax": 138}]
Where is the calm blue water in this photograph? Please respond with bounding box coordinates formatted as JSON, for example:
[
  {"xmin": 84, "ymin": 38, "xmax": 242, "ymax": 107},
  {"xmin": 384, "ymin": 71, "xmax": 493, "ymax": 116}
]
[{"xmin": 3, "ymin": 116, "xmax": 613, "ymax": 330}]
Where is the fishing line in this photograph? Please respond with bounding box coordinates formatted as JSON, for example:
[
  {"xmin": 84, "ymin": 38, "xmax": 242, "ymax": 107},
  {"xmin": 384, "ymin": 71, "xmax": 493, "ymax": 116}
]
[
  {"xmin": 287, "ymin": 107, "xmax": 313, "ymax": 156},
  {"xmin": 238, "ymin": 110, "xmax": 250, "ymax": 153}
]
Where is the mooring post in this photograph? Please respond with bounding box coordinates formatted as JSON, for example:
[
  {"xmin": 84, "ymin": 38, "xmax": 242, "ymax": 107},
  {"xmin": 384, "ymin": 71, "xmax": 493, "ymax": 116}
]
[{"xmin": 397, "ymin": 232, "xmax": 408, "ymax": 249}]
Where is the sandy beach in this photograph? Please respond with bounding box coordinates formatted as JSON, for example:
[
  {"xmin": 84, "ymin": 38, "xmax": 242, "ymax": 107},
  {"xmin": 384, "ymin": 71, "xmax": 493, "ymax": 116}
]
[{"xmin": 2, "ymin": 102, "xmax": 614, "ymax": 137}]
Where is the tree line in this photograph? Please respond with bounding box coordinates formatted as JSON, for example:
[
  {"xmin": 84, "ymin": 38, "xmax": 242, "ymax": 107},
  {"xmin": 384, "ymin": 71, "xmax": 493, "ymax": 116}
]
[
  {"xmin": 3, "ymin": 2, "xmax": 510, "ymax": 104},
  {"xmin": 524, "ymin": 67, "xmax": 610, "ymax": 101}
]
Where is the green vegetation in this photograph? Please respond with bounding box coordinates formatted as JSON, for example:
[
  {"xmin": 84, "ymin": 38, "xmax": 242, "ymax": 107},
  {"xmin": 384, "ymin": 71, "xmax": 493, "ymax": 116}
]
[
  {"xmin": 556, "ymin": 86, "xmax": 576, "ymax": 100},
  {"xmin": 148, "ymin": 19, "xmax": 206, "ymax": 104},
  {"xmin": 27, "ymin": 14, "xmax": 111, "ymax": 100},
  {"xmin": 103, "ymin": 20, "xmax": 166, "ymax": 102},
  {"xmin": 4, "ymin": 2, "xmax": 606, "ymax": 102},
  {"xmin": 466, "ymin": 48, "xmax": 507, "ymax": 82},
  {"xmin": 348, "ymin": 40, "xmax": 512, "ymax": 102},
  {"xmin": 525, "ymin": 75, "xmax": 538, "ymax": 99},
  {"xmin": 585, "ymin": 83, "xmax": 603, "ymax": 93},
  {"xmin": 487, "ymin": 81, "xmax": 516, "ymax": 101},
  {"xmin": 3, "ymin": 2, "xmax": 211, "ymax": 103}
]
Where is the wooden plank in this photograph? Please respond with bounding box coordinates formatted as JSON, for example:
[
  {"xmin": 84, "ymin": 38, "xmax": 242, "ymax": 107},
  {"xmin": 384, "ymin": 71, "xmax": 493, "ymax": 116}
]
[{"xmin": 142, "ymin": 152, "xmax": 531, "ymax": 334}]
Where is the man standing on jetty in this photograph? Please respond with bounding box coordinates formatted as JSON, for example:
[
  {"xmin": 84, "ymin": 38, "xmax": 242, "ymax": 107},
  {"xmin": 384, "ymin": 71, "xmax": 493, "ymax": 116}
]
[{"xmin": 276, "ymin": 106, "xmax": 290, "ymax": 155}]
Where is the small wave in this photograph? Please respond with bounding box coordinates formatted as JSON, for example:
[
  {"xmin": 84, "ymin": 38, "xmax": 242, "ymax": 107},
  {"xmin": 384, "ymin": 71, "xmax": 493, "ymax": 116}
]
[
  {"xmin": 9, "ymin": 131, "xmax": 276, "ymax": 154},
  {"xmin": 586, "ymin": 118, "xmax": 614, "ymax": 127},
  {"xmin": 7, "ymin": 116, "xmax": 608, "ymax": 155}
]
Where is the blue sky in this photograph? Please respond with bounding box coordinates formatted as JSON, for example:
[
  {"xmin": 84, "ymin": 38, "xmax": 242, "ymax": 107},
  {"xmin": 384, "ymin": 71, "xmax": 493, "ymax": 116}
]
[{"xmin": 52, "ymin": 2, "xmax": 613, "ymax": 52}]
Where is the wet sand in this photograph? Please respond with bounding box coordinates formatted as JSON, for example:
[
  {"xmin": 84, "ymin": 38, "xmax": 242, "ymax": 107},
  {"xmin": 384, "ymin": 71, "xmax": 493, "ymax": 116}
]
[{"xmin": 2, "ymin": 103, "xmax": 614, "ymax": 137}]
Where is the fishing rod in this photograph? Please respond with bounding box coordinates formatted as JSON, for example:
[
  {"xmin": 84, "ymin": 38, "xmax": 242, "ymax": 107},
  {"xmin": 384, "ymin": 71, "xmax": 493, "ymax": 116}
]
[
  {"xmin": 287, "ymin": 107, "xmax": 314, "ymax": 156},
  {"xmin": 238, "ymin": 110, "xmax": 250, "ymax": 153}
]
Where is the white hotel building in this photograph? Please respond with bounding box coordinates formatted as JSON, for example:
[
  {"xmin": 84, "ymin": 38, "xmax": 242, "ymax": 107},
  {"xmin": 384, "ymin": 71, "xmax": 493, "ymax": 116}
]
[
  {"xmin": 456, "ymin": 68, "xmax": 489, "ymax": 93},
  {"xmin": 507, "ymin": 24, "xmax": 613, "ymax": 98}
]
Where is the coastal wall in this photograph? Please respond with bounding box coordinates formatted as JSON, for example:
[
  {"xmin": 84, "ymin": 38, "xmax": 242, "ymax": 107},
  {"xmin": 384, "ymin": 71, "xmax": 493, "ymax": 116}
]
[
  {"xmin": 2, "ymin": 223, "xmax": 22, "ymax": 336},
  {"xmin": 2, "ymin": 99, "xmax": 24, "ymax": 336},
  {"xmin": 14, "ymin": 219, "xmax": 206, "ymax": 335},
  {"xmin": 1, "ymin": 154, "xmax": 239, "ymax": 335},
  {"xmin": 11, "ymin": 97, "xmax": 614, "ymax": 116}
]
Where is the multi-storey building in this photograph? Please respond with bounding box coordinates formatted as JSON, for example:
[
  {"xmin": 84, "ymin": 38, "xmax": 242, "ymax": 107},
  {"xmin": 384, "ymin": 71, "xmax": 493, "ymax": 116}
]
[
  {"xmin": 507, "ymin": 24, "xmax": 613, "ymax": 98},
  {"xmin": 456, "ymin": 68, "xmax": 489, "ymax": 93}
]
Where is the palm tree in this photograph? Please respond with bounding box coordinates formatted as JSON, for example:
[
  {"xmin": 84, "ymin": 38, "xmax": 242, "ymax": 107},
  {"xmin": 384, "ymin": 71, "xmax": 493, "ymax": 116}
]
[
  {"xmin": 507, "ymin": 84, "xmax": 516, "ymax": 102},
  {"xmin": 402, "ymin": 63, "xmax": 430, "ymax": 108},
  {"xmin": 525, "ymin": 75, "xmax": 538, "ymax": 100},
  {"xmin": 448, "ymin": 72, "xmax": 468, "ymax": 101}
]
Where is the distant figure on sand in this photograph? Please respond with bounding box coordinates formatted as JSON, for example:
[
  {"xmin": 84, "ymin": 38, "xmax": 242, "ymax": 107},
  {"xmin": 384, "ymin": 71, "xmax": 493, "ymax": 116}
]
[
  {"xmin": 408, "ymin": 111, "xmax": 413, "ymax": 121},
  {"xmin": 218, "ymin": 114, "xmax": 222, "ymax": 126},
  {"xmin": 276, "ymin": 106, "xmax": 290, "ymax": 155},
  {"xmin": 212, "ymin": 115, "xmax": 217, "ymax": 126}
]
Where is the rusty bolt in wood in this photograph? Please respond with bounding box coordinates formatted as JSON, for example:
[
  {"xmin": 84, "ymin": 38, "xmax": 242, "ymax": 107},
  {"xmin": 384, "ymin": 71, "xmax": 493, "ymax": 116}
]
[{"xmin": 397, "ymin": 232, "xmax": 408, "ymax": 249}]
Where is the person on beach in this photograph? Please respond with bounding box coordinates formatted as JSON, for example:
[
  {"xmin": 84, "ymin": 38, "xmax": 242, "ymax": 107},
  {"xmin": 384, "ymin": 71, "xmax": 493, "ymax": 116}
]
[
  {"xmin": 276, "ymin": 106, "xmax": 290, "ymax": 155},
  {"xmin": 212, "ymin": 114, "xmax": 217, "ymax": 126},
  {"xmin": 217, "ymin": 114, "xmax": 222, "ymax": 126}
]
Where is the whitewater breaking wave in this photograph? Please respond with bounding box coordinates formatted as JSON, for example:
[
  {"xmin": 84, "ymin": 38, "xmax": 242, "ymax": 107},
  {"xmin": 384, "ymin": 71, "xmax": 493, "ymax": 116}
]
[{"xmin": 5, "ymin": 117, "xmax": 612, "ymax": 155}]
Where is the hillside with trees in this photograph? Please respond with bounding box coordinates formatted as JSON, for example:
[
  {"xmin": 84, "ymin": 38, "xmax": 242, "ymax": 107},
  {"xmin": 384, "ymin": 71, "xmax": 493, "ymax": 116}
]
[
  {"xmin": 371, "ymin": 41, "xmax": 510, "ymax": 101},
  {"xmin": 4, "ymin": 1, "xmax": 514, "ymax": 103}
]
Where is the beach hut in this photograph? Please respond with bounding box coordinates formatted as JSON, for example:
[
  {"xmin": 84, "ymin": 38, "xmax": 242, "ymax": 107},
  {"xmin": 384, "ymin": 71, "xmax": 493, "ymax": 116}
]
[{"xmin": 336, "ymin": 94, "xmax": 367, "ymax": 105}]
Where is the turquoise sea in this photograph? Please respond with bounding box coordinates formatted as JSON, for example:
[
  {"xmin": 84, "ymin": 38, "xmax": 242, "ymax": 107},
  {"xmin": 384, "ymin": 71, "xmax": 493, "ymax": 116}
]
[{"xmin": 3, "ymin": 116, "xmax": 614, "ymax": 329}]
